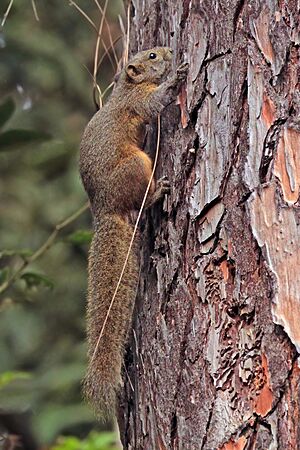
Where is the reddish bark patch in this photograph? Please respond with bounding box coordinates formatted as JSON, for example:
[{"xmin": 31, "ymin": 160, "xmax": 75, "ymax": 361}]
[
  {"xmin": 177, "ymin": 86, "xmax": 189, "ymax": 129},
  {"xmin": 220, "ymin": 260, "xmax": 229, "ymax": 282},
  {"xmin": 252, "ymin": 8, "xmax": 275, "ymax": 65},
  {"xmin": 274, "ymin": 127, "xmax": 300, "ymax": 204},
  {"xmin": 261, "ymin": 95, "xmax": 276, "ymax": 128},
  {"xmin": 219, "ymin": 436, "xmax": 247, "ymax": 450},
  {"xmin": 249, "ymin": 184, "xmax": 300, "ymax": 352},
  {"xmin": 158, "ymin": 435, "xmax": 167, "ymax": 450},
  {"xmin": 252, "ymin": 353, "xmax": 273, "ymax": 416},
  {"xmin": 285, "ymin": 363, "xmax": 300, "ymax": 448}
]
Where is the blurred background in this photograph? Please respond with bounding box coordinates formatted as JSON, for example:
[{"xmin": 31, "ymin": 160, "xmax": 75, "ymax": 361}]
[{"xmin": 0, "ymin": 1, "xmax": 123, "ymax": 448}]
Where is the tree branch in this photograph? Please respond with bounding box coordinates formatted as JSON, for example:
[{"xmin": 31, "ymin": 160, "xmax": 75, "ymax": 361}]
[{"xmin": 0, "ymin": 202, "xmax": 90, "ymax": 296}]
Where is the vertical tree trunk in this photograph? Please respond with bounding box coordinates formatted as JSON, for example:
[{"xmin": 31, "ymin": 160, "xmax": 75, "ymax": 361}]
[{"xmin": 118, "ymin": 1, "xmax": 300, "ymax": 448}]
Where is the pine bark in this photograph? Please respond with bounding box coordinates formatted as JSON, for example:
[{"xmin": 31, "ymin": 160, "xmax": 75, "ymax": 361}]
[{"xmin": 118, "ymin": 1, "xmax": 300, "ymax": 449}]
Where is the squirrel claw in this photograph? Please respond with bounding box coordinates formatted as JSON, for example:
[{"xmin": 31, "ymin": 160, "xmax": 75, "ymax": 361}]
[
  {"xmin": 147, "ymin": 176, "xmax": 171, "ymax": 207},
  {"xmin": 156, "ymin": 176, "xmax": 171, "ymax": 195},
  {"xmin": 176, "ymin": 62, "xmax": 189, "ymax": 80}
]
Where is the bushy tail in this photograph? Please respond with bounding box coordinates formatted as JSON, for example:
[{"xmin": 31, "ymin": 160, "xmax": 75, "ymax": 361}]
[{"xmin": 83, "ymin": 213, "xmax": 138, "ymax": 418}]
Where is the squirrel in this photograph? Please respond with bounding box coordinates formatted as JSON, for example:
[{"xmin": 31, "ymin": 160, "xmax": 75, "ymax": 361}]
[{"xmin": 79, "ymin": 47, "xmax": 188, "ymax": 418}]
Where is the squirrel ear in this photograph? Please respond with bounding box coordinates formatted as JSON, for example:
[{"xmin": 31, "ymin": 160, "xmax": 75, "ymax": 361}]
[{"xmin": 125, "ymin": 63, "xmax": 144, "ymax": 82}]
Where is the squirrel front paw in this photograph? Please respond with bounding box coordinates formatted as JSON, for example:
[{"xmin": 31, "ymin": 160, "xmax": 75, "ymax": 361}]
[
  {"xmin": 156, "ymin": 175, "xmax": 171, "ymax": 196},
  {"xmin": 147, "ymin": 176, "xmax": 171, "ymax": 207},
  {"xmin": 176, "ymin": 62, "xmax": 189, "ymax": 81}
]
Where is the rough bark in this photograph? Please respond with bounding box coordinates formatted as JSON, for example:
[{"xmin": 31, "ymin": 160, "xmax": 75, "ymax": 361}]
[{"xmin": 118, "ymin": 1, "xmax": 300, "ymax": 449}]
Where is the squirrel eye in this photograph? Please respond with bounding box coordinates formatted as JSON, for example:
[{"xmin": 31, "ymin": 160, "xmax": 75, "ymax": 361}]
[{"xmin": 149, "ymin": 52, "xmax": 157, "ymax": 59}]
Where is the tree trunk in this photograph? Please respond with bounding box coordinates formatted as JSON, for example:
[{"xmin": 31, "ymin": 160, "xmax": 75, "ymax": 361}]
[{"xmin": 118, "ymin": 1, "xmax": 300, "ymax": 449}]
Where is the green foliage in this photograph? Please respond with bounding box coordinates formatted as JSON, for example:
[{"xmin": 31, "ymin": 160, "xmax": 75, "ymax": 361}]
[
  {"xmin": 0, "ymin": 267, "xmax": 10, "ymax": 285},
  {"xmin": 65, "ymin": 229, "xmax": 93, "ymax": 246},
  {"xmin": 0, "ymin": 248, "xmax": 33, "ymax": 259},
  {"xmin": 0, "ymin": 370, "xmax": 31, "ymax": 389},
  {"xmin": 52, "ymin": 431, "xmax": 119, "ymax": 450},
  {"xmin": 0, "ymin": 97, "xmax": 51, "ymax": 151},
  {"xmin": 20, "ymin": 271, "xmax": 54, "ymax": 290},
  {"xmin": 0, "ymin": 128, "xmax": 51, "ymax": 151},
  {"xmin": 0, "ymin": 97, "xmax": 15, "ymax": 128}
]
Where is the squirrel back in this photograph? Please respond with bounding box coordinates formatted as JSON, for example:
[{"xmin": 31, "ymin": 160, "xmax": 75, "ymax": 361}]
[{"xmin": 80, "ymin": 47, "xmax": 188, "ymax": 417}]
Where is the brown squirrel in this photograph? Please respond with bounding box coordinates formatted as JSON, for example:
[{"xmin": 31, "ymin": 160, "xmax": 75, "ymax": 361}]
[{"xmin": 79, "ymin": 47, "xmax": 188, "ymax": 418}]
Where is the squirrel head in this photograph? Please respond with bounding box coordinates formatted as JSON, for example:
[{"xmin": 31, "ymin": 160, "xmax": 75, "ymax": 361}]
[{"xmin": 123, "ymin": 47, "xmax": 173, "ymax": 85}]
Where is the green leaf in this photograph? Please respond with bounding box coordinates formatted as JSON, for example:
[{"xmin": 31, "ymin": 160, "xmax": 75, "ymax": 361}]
[
  {"xmin": 0, "ymin": 371, "xmax": 32, "ymax": 389},
  {"xmin": 65, "ymin": 229, "xmax": 92, "ymax": 246},
  {"xmin": 21, "ymin": 272, "xmax": 54, "ymax": 290},
  {"xmin": 0, "ymin": 248, "xmax": 33, "ymax": 259},
  {"xmin": 0, "ymin": 267, "xmax": 10, "ymax": 285},
  {"xmin": 51, "ymin": 436, "xmax": 80, "ymax": 450},
  {"xmin": 51, "ymin": 432, "xmax": 119, "ymax": 450},
  {"xmin": 0, "ymin": 97, "xmax": 15, "ymax": 128},
  {"xmin": 0, "ymin": 129, "xmax": 51, "ymax": 151},
  {"xmin": 87, "ymin": 431, "xmax": 119, "ymax": 448}
]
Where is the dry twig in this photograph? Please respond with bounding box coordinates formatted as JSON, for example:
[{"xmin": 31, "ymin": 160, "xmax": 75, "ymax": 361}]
[
  {"xmin": 68, "ymin": 0, "xmax": 116, "ymax": 71},
  {"xmin": 31, "ymin": 0, "xmax": 39, "ymax": 21},
  {"xmin": 1, "ymin": 0, "xmax": 14, "ymax": 26},
  {"xmin": 1, "ymin": 0, "xmax": 39, "ymax": 26},
  {"xmin": 92, "ymin": 0, "xmax": 119, "ymax": 66},
  {"xmin": 69, "ymin": 0, "xmax": 97, "ymax": 30},
  {"xmin": 92, "ymin": 0, "xmax": 109, "ymax": 107}
]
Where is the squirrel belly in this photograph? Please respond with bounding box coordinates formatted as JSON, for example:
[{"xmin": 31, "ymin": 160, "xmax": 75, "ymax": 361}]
[{"xmin": 83, "ymin": 213, "xmax": 138, "ymax": 418}]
